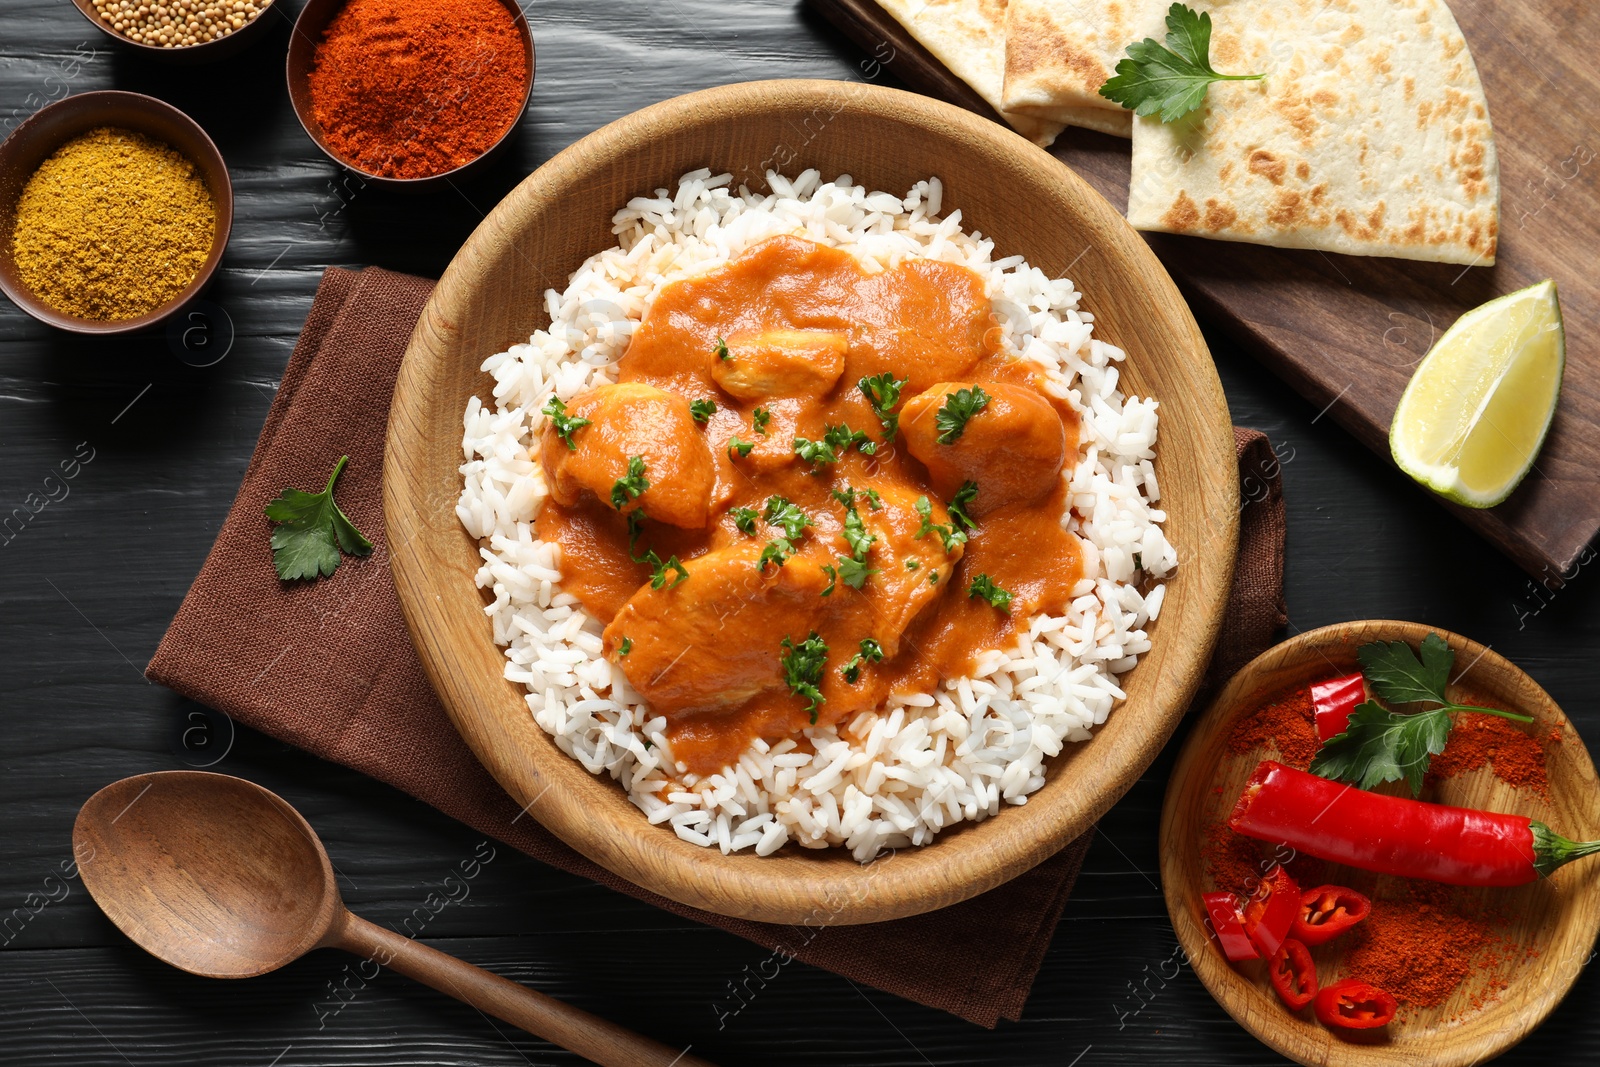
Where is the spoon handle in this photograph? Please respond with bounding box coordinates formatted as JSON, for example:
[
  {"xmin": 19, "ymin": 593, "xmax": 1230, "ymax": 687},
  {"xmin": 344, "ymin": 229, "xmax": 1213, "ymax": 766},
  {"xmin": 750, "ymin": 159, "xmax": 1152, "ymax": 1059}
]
[{"xmin": 332, "ymin": 911, "xmax": 717, "ymax": 1067}]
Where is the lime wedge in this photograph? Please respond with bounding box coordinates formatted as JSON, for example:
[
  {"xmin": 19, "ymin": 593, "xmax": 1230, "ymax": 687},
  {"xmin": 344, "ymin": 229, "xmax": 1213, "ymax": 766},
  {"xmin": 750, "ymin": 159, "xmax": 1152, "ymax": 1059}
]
[{"xmin": 1389, "ymin": 280, "xmax": 1565, "ymax": 508}]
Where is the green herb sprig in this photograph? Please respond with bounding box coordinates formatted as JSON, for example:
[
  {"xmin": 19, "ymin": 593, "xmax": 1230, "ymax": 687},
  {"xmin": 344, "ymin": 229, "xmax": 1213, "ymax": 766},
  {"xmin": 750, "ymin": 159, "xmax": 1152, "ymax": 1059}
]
[
  {"xmin": 690, "ymin": 399, "xmax": 716, "ymax": 424},
  {"xmin": 841, "ymin": 638, "xmax": 885, "ymax": 684},
  {"xmin": 1309, "ymin": 633, "xmax": 1535, "ymax": 796},
  {"xmin": 934, "ymin": 387, "xmax": 990, "ymax": 445},
  {"xmin": 1098, "ymin": 3, "xmax": 1265, "ymax": 123},
  {"xmin": 947, "ymin": 481, "xmax": 979, "ymax": 530},
  {"xmin": 914, "ymin": 495, "xmax": 967, "ymax": 553},
  {"xmin": 859, "ymin": 373, "xmax": 907, "ymax": 442},
  {"xmin": 265, "ymin": 456, "xmax": 374, "ymax": 581},
  {"xmin": 752, "ymin": 407, "xmax": 772, "ymax": 435},
  {"xmin": 541, "ymin": 396, "xmax": 591, "ymax": 450},
  {"xmin": 968, "ymin": 574, "xmax": 1013, "ymax": 612},
  {"xmin": 780, "ymin": 631, "xmax": 829, "ymax": 723},
  {"xmin": 610, "ymin": 455, "xmax": 649, "ymax": 510}
]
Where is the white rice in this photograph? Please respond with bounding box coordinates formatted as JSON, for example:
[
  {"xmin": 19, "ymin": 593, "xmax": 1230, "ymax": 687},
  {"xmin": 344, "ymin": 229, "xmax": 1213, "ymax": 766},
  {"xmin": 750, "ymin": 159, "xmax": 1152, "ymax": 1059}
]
[{"xmin": 458, "ymin": 169, "xmax": 1175, "ymax": 862}]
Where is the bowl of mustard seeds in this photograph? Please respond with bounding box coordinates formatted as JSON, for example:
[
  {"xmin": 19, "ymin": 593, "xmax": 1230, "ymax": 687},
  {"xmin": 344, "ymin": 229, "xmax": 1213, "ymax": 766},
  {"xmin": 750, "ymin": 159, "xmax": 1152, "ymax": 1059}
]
[
  {"xmin": 0, "ymin": 90, "xmax": 233, "ymax": 335},
  {"xmin": 69, "ymin": 0, "xmax": 278, "ymax": 63}
]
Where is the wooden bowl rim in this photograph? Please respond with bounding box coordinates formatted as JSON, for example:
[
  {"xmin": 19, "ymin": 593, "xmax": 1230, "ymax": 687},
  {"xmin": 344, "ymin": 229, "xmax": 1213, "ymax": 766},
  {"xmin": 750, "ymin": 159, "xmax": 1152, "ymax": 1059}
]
[
  {"xmin": 387, "ymin": 77, "xmax": 1239, "ymax": 924},
  {"xmin": 283, "ymin": 0, "xmax": 536, "ymax": 191},
  {"xmin": 1160, "ymin": 619, "xmax": 1600, "ymax": 1066},
  {"xmin": 0, "ymin": 90, "xmax": 234, "ymax": 335}
]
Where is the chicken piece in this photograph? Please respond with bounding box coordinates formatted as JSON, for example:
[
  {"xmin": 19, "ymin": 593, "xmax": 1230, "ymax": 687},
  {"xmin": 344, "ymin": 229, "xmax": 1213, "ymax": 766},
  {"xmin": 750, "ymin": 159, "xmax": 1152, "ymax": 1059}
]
[
  {"xmin": 604, "ymin": 542, "xmax": 831, "ymax": 714},
  {"xmin": 848, "ymin": 259, "xmax": 994, "ymax": 394},
  {"xmin": 836, "ymin": 483, "xmax": 960, "ymax": 662},
  {"xmin": 712, "ymin": 328, "xmax": 847, "ymax": 400},
  {"xmin": 899, "ymin": 380, "xmax": 1066, "ymax": 513},
  {"xmin": 539, "ymin": 382, "xmax": 715, "ymax": 529}
]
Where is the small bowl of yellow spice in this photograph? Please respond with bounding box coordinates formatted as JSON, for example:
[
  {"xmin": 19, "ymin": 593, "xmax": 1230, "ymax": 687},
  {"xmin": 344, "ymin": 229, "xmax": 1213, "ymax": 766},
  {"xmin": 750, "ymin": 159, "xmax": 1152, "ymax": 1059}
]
[{"xmin": 0, "ymin": 90, "xmax": 232, "ymax": 335}]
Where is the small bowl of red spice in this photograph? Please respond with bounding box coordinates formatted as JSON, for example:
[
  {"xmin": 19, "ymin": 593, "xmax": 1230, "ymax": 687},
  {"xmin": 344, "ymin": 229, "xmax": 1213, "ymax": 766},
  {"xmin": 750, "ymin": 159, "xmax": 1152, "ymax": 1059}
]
[
  {"xmin": 285, "ymin": 0, "xmax": 534, "ymax": 190},
  {"xmin": 1161, "ymin": 620, "xmax": 1600, "ymax": 1067}
]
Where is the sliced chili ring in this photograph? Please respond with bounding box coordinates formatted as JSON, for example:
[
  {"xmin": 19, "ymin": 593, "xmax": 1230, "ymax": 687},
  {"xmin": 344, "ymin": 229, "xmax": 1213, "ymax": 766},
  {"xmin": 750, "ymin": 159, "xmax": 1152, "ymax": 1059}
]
[
  {"xmin": 1314, "ymin": 978, "xmax": 1397, "ymax": 1030},
  {"xmin": 1292, "ymin": 884, "xmax": 1372, "ymax": 946},
  {"xmin": 1311, "ymin": 672, "xmax": 1365, "ymax": 741},
  {"xmin": 1202, "ymin": 891, "xmax": 1259, "ymax": 962},
  {"xmin": 1268, "ymin": 938, "xmax": 1318, "ymax": 1009},
  {"xmin": 1241, "ymin": 864, "xmax": 1300, "ymax": 957}
]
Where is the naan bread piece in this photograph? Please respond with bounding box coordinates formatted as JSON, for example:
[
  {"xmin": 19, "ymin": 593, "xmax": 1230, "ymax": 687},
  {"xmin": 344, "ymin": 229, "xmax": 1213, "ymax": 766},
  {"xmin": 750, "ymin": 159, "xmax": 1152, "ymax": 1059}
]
[
  {"xmin": 876, "ymin": 0, "xmax": 1066, "ymax": 147},
  {"xmin": 1002, "ymin": 0, "xmax": 1155, "ymax": 137},
  {"xmin": 1126, "ymin": 0, "xmax": 1499, "ymax": 265}
]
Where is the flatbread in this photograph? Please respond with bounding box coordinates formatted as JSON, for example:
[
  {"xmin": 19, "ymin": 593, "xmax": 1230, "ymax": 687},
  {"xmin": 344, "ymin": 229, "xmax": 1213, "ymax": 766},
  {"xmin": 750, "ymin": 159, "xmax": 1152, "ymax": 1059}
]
[
  {"xmin": 1002, "ymin": 0, "xmax": 1155, "ymax": 137},
  {"xmin": 1126, "ymin": 0, "xmax": 1499, "ymax": 265},
  {"xmin": 875, "ymin": 0, "xmax": 1065, "ymax": 147}
]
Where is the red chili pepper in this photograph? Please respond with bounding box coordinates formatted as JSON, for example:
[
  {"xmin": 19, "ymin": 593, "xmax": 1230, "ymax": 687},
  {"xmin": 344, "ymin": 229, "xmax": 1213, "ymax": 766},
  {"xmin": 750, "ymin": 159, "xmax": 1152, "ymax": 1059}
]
[
  {"xmin": 1268, "ymin": 938, "xmax": 1318, "ymax": 1009},
  {"xmin": 1230, "ymin": 761, "xmax": 1600, "ymax": 887},
  {"xmin": 1314, "ymin": 978, "xmax": 1397, "ymax": 1029},
  {"xmin": 1311, "ymin": 672, "xmax": 1365, "ymax": 741},
  {"xmin": 1201, "ymin": 891, "xmax": 1259, "ymax": 961},
  {"xmin": 1292, "ymin": 884, "xmax": 1371, "ymax": 946},
  {"xmin": 1240, "ymin": 864, "xmax": 1299, "ymax": 957}
]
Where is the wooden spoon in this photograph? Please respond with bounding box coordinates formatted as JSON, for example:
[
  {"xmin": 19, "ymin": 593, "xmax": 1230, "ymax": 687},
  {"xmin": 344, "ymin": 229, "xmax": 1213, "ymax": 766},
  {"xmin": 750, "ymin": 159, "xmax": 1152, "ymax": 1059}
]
[{"xmin": 73, "ymin": 770, "xmax": 715, "ymax": 1067}]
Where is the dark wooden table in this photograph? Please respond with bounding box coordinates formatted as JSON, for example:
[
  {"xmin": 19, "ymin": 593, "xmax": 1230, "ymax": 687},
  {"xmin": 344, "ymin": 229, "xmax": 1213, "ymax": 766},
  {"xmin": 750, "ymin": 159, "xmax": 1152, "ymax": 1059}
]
[{"xmin": 3, "ymin": 3, "xmax": 1597, "ymax": 1065}]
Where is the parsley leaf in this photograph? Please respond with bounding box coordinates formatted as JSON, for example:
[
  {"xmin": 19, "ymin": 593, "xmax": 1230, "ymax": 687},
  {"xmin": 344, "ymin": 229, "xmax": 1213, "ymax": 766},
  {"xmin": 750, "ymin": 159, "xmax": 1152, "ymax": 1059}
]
[
  {"xmin": 715, "ymin": 336, "xmax": 730, "ymax": 361},
  {"xmin": 914, "ymin": 495, "xmax": 968, "ymax": 553},
  {"xmin": 265, "ymin": 456, "xmax": 374, "ymax": 581},
  {"xmin": 905, "ymin": 558, "xmax": 920, "ymax": 571},
  {"xmin": 841, "ymin": 638, "xmax": 885, "ymax": 684},
  {"xmin": 647, "ymin": 555, "xmax": 689, "ymax": 589},
  {"xmin": 729, "ymin": 437, "xmax": 754, "ymax": 459},
  {"xmin": 820, "ymin": 563, "xmax": 837, "ymax": 597},
  {"xmin": 610, "ymin": 455, "xmax": 649, "ymax": 510},
  {"xmin": 947, "ymin": 480, "xmax": 979, "ymax": 530},
  {"xmin": 752, "ymin": 407, "xmax": 772, "ymax": 434},
  {"xmin": 689, "ymin": 398, "xmax": 717, "ymax": 424},
  {"xmin": 859, "ymin": 373, "xmax": 907, "ymax": 441},
  {"xmin": 830, "ymin": 485, "xmax": 881, "ymax": 511},
  {"xmin": 934, "ymin": 386, "xmax": 990, "ymax": 444},
  {"xmin": 1309, "ymin": 632, "xmax": 1536, "ymax": 795},
  {"xmin": 793, "ymin": 436, "xmax": 836, "ymax": 466},
  {"xmin": 968, "ymin": 573, "xmax": 1013, "ymax": 612},
  {"xmin": 842, "ymin": 507, "xmax": 876, "ymax": 561},
  {"xmin": 618, "ymin": 636, "xmax": 633, "ymax": 656},
  {"xmin": 541, "ymin": 396, "xmax": 591, "ymax": 450},
  {"xmin": 1098, "ymin": 3, "xmax": 1265, "ymax": 123},
  {"xmin": 837, "ymin": 555, "xmax": 878, "ymax": 590},
  {"xmin": 758, "ymin": 537, "xmax": 795, "ymax": 573},
  {"xmin": 824, "ymin": 421, "xmax": 877, "ymax": 457},
  {"xmin": 731, "ymin": 507, "xmax": 759, "ymax": 535},
  {"xmin": 780, "ymin": 631, "xmax": 829, "ymax": 723},
  {"xmin": 763, "ymin": 495, "xmax": 813, "ymax": 540}
]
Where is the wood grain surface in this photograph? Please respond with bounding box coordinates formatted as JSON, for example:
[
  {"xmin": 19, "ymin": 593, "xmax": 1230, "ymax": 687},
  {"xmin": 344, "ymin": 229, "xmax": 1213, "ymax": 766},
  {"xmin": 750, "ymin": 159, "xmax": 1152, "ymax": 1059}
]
[
  {"xmin": 1161, "ymin": 621, "xmax": 1600, "ymax": 1066},
  {"xmin": 386, "ymin": 78, "xmax": 1238, "ymax": 925},
  {"xmin": 4, "ymin": 1, "xmax": 1600, "ymax": 1064},
  {"xmin": 805, "ymin": 0, "xmax": 1600, "ymax": 582}
]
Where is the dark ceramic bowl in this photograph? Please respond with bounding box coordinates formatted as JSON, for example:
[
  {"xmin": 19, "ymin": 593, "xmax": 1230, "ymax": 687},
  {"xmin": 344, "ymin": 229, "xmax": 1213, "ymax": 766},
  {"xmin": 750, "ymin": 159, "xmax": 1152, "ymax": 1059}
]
[
  {"xmin": 285, "ymin": 0, "xmax": 535, "ymax": 193},
  {"xmin": 0, "ymin": 91, "xmax": 234, "ymax": 335},
  {"xmin": 68, "ymin": 0, "xmax": 279, "ymax": 64}
]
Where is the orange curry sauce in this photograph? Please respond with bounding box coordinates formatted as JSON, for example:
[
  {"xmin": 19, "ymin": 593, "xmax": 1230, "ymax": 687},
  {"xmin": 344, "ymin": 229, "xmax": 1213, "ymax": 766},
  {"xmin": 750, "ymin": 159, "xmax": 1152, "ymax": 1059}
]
[{"xmin": 535, "ymin": 235, "xmax": 1083, "ymax": 774}]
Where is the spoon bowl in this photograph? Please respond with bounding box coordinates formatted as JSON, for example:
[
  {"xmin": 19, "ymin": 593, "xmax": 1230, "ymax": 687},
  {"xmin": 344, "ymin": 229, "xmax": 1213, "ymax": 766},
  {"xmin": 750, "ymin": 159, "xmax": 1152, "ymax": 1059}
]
[{"xmin": 74, "ymin": 771, "xmax": 715, "ymax": 1067}]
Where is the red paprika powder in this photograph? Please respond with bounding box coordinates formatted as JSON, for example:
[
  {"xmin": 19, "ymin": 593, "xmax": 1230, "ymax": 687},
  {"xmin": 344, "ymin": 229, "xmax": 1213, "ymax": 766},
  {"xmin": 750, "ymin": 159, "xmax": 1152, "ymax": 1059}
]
[
  {"xmin": 307, "ymin": 0, "xmax": 528, "ymax": 180},
  {"xmin": 1227, "ymin": 685, "xmax": 1318, "ymax": 766}
]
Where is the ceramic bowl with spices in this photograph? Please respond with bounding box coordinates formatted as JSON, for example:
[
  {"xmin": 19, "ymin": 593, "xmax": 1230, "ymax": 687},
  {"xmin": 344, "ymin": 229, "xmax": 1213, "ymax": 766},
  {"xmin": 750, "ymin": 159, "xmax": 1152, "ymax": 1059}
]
[
  {"xmin": 0, "ymin": 91, "xmax": 232, "ymax": 335},
  {"xmin": 69, "ymin": 0, "xmax": 278, "ymax": 63},
  {"xmin": 286, "ymin": 0, "xmax": 535, "ymax": 192},
  {"xmin": 1162, "ymin": 619, "xmax": 1600, "ymax": 1067}
]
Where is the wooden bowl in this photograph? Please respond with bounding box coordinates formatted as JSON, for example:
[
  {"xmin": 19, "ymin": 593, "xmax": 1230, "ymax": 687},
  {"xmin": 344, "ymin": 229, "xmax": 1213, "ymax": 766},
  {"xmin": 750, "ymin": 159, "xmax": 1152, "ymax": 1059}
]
[
  {"xmin": 67, "ymin": 0, "xmax": 278, "ymax": 63},
  {"xmin": 386, "ymin": 79, "xmax": 1239, "ymax": 924},
  {"xmin": 285, "ymin": 0, "xmax": 535, "ymax": 192},
  {"xmin": 1162, "ymin": 620, "xmax": 1600, "ymax": 1066},
  {"xmin": 0, "ymin": 91, "xmax": 233, "ymax": 336}
]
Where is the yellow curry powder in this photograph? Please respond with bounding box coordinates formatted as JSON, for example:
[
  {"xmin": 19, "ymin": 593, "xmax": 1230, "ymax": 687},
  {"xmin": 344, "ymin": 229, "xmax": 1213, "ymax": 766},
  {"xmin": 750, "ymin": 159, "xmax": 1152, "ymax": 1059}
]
[{"xmin": 11, "ymin": 127, "xmax": 215, "ymax": 322}]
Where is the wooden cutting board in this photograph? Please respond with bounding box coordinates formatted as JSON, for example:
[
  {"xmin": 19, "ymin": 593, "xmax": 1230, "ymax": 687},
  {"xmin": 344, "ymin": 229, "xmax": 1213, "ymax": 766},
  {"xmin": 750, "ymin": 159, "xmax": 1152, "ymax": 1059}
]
[{"xmin": 807, "ymin": 0, "xmax": 1599, "ymax": 581}]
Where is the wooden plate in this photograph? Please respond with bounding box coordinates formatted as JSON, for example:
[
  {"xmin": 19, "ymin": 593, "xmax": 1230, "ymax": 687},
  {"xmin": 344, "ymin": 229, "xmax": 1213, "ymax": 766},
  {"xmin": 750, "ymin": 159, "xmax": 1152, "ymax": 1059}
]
[
  {"xmin": 386, "ymin": 79, "xmax": 1239, "ymax": 925},
  {"xmin": 1161, "ymin": 620, "xmax": 1600, "ymax": 1065}
]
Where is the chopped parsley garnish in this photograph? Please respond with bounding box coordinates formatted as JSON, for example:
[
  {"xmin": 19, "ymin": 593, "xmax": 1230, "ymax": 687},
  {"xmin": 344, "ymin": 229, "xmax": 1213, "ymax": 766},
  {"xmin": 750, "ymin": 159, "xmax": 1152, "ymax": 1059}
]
[
  {"xmin": 824, "ymin": 421, "xmax": 877, "ymax": 458},
  {"xmin": 729, "ymin": 437, "xmax": 754, "ymax": 459},
  {"xmin": 859, "ymin": 372, "xmax": 907, "ymax": 441},
  {"xmin": 690, "ymin": 398, "xmax": 717, "ymax": 424},
  {"xmin": 752, "ymin": 407, "xmax": 772, "ymax": 434},
  {"xmin": 1098, "ymin": 3, "xmax": 1265, "ymax": 124},
  {"xmin": 842, "ymin": 507, "xmax": 875, "ymax": 561},
  {"xmin": 947, "ymin": 480, "xmax": 979, "ymax": 530},
  {"xmin": 913, "ymin": 495, "xmax": 968, "ymax": 553},
  {"xmin": 934, "ymin": 386, "xmax": 990, "ymax": 445},
  {"xmin": 905, "ymin": 558, "xmax": 920, "ymax": 571},
  {"xmin": 618, "ymin": 637, "xmax": 633, "ymax": 656},
  {"xmin": 836, "ymin": 556, "xmax": 877, "ymax": 590},
  {"xmin": 715, "ymin": 336, "xmax": 730, "ymax": 361},
  {"xmin": 793, "ymin": 436, "xmax": 836, "ymax": 467},
  {"xmin": 928, "ymin": 571, "xmax": 939, "ymax": 585},
  {"xmin": 265, "ymin": 455, "xmax": 373, "ymax": 581},
  {"xmin": 763, "ymin": 496, "xmax": 813, "ymax": 540},
  {"xmin": 731, "ymin": 507, "xmax": 759, "ymax": 535},
  {"xmin": 968, "ymin": 573, "xmax": 1013, "ymax": 612},
  {"xmin": 758, "ymin": 538, "xmax": 795, "ymax": 573},
  {"xmin": 820, "ymin": 563, "xmax": 837, "ymax": 597},
  {"xmin": 780, "ymin": 632, "xmax": 829, "ymax": 723},
  {"xmin": 830, "ymin": 485, "xmax": 882, "ymax": 510},
  {"xmin": 541, "ymin": 396, "xmax": 591, "ymax": 451},
  {"xmin": 841, "ymin": 638, "xmax": 885, "ymax": 684},
  {"xmin": 610, "ymin": 455, "xmax": 649, "ymax": 510},
  {"xmin": 626, "ymin": 510, "xmax": 688, "ymax": 589}
]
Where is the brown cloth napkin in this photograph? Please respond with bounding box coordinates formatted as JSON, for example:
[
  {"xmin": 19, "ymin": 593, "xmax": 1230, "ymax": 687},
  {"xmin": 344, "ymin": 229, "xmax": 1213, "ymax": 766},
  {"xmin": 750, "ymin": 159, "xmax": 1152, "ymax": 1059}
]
[{"xmin": 147, "ymin": 266, "xmax": 1287, "ymax": 1028}]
